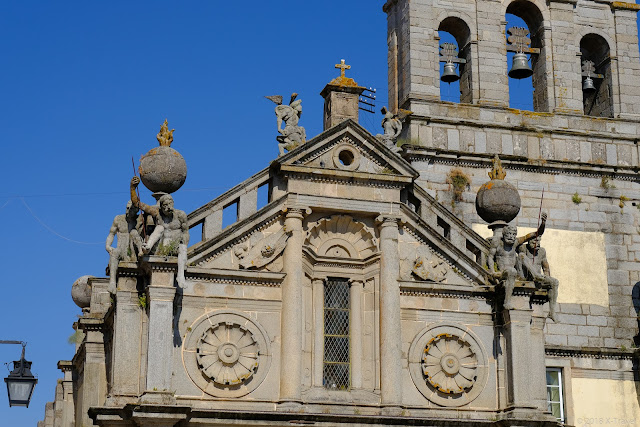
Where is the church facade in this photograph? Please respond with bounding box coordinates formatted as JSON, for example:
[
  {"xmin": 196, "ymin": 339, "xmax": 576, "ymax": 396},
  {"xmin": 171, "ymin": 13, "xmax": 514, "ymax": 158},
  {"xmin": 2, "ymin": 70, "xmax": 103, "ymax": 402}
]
[{"xmin": 39, "ymin": 0, "xmax": 640, "ymax": 426}]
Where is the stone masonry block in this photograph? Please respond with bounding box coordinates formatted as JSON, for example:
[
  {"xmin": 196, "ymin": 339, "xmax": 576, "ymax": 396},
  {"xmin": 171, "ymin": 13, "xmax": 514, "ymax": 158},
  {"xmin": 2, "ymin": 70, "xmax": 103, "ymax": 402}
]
[
  {"xmin": 577, "ymin": 325, "xmax": 600, "ymax": 337},
  {"xmin": 546, "ymin": 323, "xmax": 577, "ymax": 335},
  {"xmin": 558, "ymin": 313, "xmax": 587, "ymax": 325},
  {"xmin": 587, "ymin": 316, "xmax": 608, "ymax": 326},
  {"xmin": 568, "ymin": 335, "xmax": 589, "ymax": 346},
  {"xmin": 607, "ymin": 270, "xmax": 630, "ymax": 285},
  {"xmin": 545, "ymin": 334, "xmax": 568, "ymax": 346}
]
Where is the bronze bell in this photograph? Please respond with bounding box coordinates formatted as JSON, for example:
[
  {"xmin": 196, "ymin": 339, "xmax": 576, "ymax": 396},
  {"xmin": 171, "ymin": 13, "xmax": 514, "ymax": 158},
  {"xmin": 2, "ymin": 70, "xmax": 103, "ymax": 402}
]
[
  {"xmin": 582, "ymin": 76, "xmax": 596, "ymax": 92},
  {"xmin": 441, "ymin": 61, "xmax": 460, "ymax": 83},
  {"xmin": 508, "ymin": 52, "xmax": 533, "ymax": 79}
]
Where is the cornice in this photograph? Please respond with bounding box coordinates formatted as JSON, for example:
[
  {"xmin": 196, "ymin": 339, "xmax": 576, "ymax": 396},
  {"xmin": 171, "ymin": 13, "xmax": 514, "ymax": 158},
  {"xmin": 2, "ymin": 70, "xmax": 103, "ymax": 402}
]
[
  {"xmin": 403, "ymin": 146, "xmax": 640, "ymax": 181},
  {"xmin": 186, "ymin": 268, "xmax": 284, "ymax": 287},
  {"xmin": 546, "ymin": 345, "xmax": 638, "ymax": 360}
]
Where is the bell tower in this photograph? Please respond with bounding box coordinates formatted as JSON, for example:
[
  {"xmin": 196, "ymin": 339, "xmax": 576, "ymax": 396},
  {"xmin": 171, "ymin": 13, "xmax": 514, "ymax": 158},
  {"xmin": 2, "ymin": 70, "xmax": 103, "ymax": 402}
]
[{"xmin": 383, "ymin": 0, "xmax": 640, "ymax": 120}]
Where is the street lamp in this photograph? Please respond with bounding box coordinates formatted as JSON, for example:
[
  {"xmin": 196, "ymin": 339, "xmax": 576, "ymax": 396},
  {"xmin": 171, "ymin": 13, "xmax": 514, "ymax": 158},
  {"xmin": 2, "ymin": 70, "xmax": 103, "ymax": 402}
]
[{"xmin": 1, "ymin": 341, "xmax": 37, "ymax": 407}]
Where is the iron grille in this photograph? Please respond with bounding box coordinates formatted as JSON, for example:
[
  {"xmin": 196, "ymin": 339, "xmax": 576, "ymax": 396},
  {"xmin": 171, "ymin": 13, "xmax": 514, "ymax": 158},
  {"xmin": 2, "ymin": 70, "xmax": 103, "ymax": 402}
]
[{"xmin": 323, "ymin": 278, "xmax": 350, "ymax": 390}]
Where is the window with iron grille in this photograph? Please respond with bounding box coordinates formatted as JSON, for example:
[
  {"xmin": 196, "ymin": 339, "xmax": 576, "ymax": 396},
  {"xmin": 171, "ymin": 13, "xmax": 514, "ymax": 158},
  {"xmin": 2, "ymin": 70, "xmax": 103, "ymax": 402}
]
[
  {"xmin": 323, "ymin": 278, "xmax": 350, "ymax": 390},
  {"xmin": 546, "ymin": 368, "xmax": 565, "ymax": 423}
]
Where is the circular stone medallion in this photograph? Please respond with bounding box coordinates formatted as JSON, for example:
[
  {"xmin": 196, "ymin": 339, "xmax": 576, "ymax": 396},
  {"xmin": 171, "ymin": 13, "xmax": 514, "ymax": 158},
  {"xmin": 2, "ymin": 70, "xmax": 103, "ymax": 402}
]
[
  {"xmin": 408, "ymin": 323, "xmax": 489, "ymax": 407},
  {"xmin": 184, "ymin": 310, "xmax": 271, "ymax": 398},
  {"xmin": 196, "ymin": 322, "xmax": 259, "ymax": 386}
]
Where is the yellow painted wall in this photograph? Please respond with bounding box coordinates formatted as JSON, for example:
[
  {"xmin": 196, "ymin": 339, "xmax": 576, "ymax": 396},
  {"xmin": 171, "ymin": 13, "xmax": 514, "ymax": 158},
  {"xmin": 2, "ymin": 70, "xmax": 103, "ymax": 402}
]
[
  {"xmin": 571, "ymin": 378, "xmax": 640, "ymax": 425},
  {"xmin": 472, "ymin": 225, "xmax": 609, "ymax": 307}
]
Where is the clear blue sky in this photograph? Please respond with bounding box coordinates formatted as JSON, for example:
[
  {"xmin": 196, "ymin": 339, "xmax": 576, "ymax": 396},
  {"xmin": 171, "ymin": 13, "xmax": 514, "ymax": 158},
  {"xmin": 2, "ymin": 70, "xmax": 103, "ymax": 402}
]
[{"xmin": 0, "ymin": 2, "xmax": 636, "ymax": 425}]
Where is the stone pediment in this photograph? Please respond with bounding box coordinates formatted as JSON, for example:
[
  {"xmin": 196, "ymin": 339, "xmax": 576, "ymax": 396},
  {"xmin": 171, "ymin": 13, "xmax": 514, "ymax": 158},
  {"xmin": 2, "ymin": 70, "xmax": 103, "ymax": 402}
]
[
  {"xmin": 273, "ymin": 119, "xmax": 419, "ymax": 181},
  {"xmin": 187, "ymin": 196, "xmax": 288, "ymax": 268}
]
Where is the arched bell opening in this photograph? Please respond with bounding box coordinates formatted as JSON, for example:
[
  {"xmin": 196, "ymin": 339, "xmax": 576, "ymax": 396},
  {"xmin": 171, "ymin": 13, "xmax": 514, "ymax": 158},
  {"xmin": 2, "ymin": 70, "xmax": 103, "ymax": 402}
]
[
  {"xmin": 580, "ymin": 34, "xmax": 613, "ymax": 118},
  {"xmin": 505, "ymin": 1, "xmax": 547, "ymax": 112},
  {"xmin": 438, "ymin": 17, "xmax": 472, "ymax": 104}
]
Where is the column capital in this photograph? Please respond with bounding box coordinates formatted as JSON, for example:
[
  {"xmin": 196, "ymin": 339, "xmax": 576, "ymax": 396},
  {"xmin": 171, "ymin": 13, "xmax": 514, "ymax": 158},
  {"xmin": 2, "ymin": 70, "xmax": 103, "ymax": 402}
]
[
  {"xmin": 282, "ymin": 205, "xmax": 312, "ymax": 218},
  {"xmin": 348, "ymin": 278, "xmax": 364, "ymax": 287},
  {"xmin": 311, "ymin": 277, "xmax": 326, "ymax": 285},
  {"xmin": 375, "ymin": 214, "xmax": 403, "ymax": 227}
]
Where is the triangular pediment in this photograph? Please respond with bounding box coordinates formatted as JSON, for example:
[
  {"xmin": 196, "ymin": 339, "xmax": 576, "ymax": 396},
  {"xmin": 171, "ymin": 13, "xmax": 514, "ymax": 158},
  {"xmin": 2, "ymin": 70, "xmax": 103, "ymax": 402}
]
[
  {"xmin": 273, "ymin": 119, "xmax": 419, "ymax": 180},
  {"xmin": 186, "ymin": 119, "xmax": 490, "ymax": 289}
]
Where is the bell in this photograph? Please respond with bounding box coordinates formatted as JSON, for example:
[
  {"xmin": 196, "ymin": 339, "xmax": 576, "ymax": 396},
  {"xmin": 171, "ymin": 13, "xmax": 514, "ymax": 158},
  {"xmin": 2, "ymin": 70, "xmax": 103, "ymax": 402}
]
[
  {"xmin": 441, "ymin": 62, "xmax": 460, "ymax": 83},
  {"xmin": 508, "ymin": 52, "xmax": 533, "ymax": 79},
  {"xmin": 582, "ymin": 76, "xmax": 596, "ymax": 92}
]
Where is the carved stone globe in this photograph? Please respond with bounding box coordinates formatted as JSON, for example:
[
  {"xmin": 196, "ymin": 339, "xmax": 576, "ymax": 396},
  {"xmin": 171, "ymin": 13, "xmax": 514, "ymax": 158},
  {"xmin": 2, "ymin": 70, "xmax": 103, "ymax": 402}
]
[
  {"xmin": 71, "ymin": 275, "xmax": 94, "ymax": 309},
  {"xmin": 475, "ymin": 179, "xmax": 521, "ymax": 224},
  {"xmin": 139, "ymin": 120, "xmax": 187, "ymax": 194},
  {"xmin": 475, "ymin": 156, "xmax": 521, "ymax": 224}
]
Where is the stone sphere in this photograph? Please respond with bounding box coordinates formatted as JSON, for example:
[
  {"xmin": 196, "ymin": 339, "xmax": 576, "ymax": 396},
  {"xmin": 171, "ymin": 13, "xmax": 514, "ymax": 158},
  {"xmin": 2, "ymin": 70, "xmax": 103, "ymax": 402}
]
[
  {"xmin": 475, "ymin": 180, "xmax": 521, "ymax": 224},
  {"xmin": 71, "ymin": 275, "xmax": 94, "ymax": 309},
  {"xmin": 139, "ymin": 146, "xmax": 187, "ymax": 194}
]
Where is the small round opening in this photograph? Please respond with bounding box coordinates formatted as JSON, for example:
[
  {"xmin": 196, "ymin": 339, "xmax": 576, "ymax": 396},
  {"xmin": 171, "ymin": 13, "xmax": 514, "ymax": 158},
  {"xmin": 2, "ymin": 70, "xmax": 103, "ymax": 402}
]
[{"xmin": 338, "ymin": 150, "xmax": 355, "ymax": 166}]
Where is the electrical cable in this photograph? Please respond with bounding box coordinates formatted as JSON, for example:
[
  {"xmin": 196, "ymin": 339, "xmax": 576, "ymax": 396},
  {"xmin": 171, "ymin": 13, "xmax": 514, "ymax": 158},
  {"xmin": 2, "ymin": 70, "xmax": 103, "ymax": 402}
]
[{"xmin": 19, "ymin": 197, "xmax": 103, "ymax": 245}]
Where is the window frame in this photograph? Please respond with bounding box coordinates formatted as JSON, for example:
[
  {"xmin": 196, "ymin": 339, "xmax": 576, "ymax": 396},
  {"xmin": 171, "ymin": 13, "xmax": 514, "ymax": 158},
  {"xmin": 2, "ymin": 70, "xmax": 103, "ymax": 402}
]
[
  {"xmin": 546, "ymin": 367, "xmax": 565, "ymax": 423},
  {"xmin": 322, "ymin": 277, "xmax": 351, "ymax": 390}
]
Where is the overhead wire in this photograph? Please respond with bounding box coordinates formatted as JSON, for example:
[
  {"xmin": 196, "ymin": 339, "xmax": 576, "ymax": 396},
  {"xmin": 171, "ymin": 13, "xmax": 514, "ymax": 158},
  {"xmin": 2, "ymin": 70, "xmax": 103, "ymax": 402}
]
[{"xmin": 19, "ymin": 197, "xmax": 103, "ymax": 245}]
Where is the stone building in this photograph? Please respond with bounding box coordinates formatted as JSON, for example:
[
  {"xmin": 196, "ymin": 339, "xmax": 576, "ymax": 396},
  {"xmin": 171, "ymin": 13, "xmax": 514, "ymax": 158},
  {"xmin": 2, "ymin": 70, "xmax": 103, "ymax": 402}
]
[{"xmin": 39, "ymin": 0, "xmax": 640, "ymax": 425}]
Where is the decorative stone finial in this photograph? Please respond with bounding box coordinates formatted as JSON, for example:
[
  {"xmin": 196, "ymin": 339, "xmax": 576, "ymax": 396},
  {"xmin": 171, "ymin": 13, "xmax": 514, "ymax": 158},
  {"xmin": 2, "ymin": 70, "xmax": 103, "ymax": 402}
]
[
  {"xmin": 139, "ymin": 119, "xmax": 187, "ymax": 194},
  {"xmin": 156, "ymin": 119, "xmax": 175, "ymax": 147},
  {"xmin": 321, "ymin": 60, "xmax": 366, "ymax": 130},
  {"xmin": 475, "ymin": 155, "xmax": 521, "ymax": 225},
  {"xmin": 327, "ymin": 59, "xmax": 361, "ymax": 88},
  {"xmin": 488, "ymin": 155, "xmax": 507, "ymax": 180}
]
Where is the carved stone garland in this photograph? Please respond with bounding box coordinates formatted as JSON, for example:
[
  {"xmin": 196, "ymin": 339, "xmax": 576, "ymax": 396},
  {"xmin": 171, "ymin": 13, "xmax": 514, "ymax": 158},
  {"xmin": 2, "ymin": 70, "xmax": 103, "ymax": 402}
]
[
  {"xmin": 197, "ymin": 322, "xmax": 259, "ymax": 386},
  {"xmin": 421, "ymin": 333, "xmax": 477, "ymax": 394}
]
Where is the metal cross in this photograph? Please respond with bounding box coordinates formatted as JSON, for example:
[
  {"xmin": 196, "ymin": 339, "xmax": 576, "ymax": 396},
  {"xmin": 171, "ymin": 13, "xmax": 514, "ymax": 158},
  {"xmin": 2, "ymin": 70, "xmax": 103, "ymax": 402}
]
[
  {"xmin": 440, "ymin": 43, "xmax": 458, "ymax": 63},
  {"xmin": 507, "ymin": 27, "xmax": 531, "ymax": 53},
  {"xmin": 335, "ymin": 59, "xmax": 351, "ymax": 78},
  {"xmin": 581, "ymin": 59, "xmax": 604, "ymax": 78}
]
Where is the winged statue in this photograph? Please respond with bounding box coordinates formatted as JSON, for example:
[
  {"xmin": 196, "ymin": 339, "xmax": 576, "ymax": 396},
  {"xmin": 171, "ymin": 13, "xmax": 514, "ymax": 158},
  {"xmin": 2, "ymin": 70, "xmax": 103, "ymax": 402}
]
[{"xmin": 265, "ymin": 93, "xmax": 306, "ymax": 156}]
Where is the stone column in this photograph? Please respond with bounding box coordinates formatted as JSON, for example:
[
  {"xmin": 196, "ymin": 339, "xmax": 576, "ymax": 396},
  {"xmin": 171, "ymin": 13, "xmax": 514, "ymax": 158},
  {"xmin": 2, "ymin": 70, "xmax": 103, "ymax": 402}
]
[
  {"xmin": 503, "ymin": 302, "xmax": 534, "ymax": 410},
  {"xmin": 144, "ymin": 267, "xmax": 176, "ymax": 397},
  {"xmin": 57, "ymin": 361, "xmax": 75, "ymax": 427},
  {"xmin": 279, "ymin": 207, "xmax": 308, "ymax": 403},
  {"xmin": 312, "ymin": 278, "xmax": 325, "ymax": 388},
  {"xmin": 530, "ymin": 305, "xmax": 550, "ymax": 411},
  {"xmin": 376, "ymin": 215, "xmax": 403, "ymax": 406},
  {"xmin": 349, "ymin": 279, "xmax": 364, "ymax": 389},
  {"xmin": 76, "ymin": 317, "xmax": 108, "ymax": 427},
  {"xmin": 111, "ymin": 277, "xmax": 143, "ymax": 400}
]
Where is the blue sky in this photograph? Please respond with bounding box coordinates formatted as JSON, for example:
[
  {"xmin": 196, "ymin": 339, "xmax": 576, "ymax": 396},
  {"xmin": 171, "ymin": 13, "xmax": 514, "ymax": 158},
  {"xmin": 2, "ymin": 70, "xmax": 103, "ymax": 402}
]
[{"xmin": 0, "ymin": 1, "xmax": 636, "ymax": 425}]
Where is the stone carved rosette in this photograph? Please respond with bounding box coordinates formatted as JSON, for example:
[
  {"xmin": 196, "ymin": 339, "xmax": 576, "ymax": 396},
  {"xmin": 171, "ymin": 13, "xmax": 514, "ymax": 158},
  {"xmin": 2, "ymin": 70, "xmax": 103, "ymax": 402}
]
[
  {"xmin": 409, "ymin": 323, "xmax": 488, "ymax": 407},
  {"xmin": 183, "ymin": 310, "xmax": 271, "ymax": 398}
]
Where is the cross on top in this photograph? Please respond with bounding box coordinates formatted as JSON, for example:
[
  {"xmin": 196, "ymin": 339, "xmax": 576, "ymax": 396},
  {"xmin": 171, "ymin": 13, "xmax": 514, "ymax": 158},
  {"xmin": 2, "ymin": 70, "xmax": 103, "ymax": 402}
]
[
  {"xmin": 440, "ymin": 43, "xmax": 458, "ymax": 63},
  {"xmin": 507, "ymin": 27, "xmax": 531, "ymax": 52},
  {"xmin": 335, "ymin": 59, "xmax": 351, "ymax": 78}
]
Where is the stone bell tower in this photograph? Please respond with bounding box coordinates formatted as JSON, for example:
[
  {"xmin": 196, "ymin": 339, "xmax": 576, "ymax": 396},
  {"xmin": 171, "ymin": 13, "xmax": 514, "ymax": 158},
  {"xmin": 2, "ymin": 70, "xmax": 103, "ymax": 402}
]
[
  {"xmin": 384, "ymin": 0, "xmax": 640, "ymax": 424},
  {"xmin": 384, "ymin": 0, "xmax": 640, "ymax": 118}
]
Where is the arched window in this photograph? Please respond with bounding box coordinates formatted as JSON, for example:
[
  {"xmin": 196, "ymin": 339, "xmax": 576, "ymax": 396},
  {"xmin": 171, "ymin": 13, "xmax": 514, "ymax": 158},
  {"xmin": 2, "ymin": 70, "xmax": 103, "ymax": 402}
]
[
  {"xmin": 505, "ymin": 1, "xmax": 548, "ymax": 112},
  {"xmin": 438, "ymin": 17, "xmax": 472, "ymax": 103},
  {"xmin": 580, "ymin": 34, "xmax": 613, "ymax": 117}
]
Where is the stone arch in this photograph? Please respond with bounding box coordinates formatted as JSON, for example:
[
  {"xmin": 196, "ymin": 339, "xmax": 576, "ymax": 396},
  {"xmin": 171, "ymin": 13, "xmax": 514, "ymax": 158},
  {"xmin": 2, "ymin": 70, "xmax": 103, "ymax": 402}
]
[
  {"xmin": 503, "ymin": 0, "xmax": 551, "ymax": 112},
  {"xmin": 437, "ymin": 15, "xmax": 474, "ymax": 103},
  {"xmin": 579, "ymin": 33, "xmax": 614, "ymax": 118},
  {"xmin": 305, "ymin": 215, "xmax": 377, "ymax": 259}
]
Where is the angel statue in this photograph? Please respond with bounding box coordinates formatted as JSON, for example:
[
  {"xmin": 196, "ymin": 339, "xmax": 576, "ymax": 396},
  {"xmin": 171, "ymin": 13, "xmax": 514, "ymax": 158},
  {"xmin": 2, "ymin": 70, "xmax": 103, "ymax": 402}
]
[
  {"xmin": 265, "ymin": 93, "xmax": 306, "ymax": 156},
  {"xmin": 376, "ymin": 106, "xmax": 412, "ymax": 153}
]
